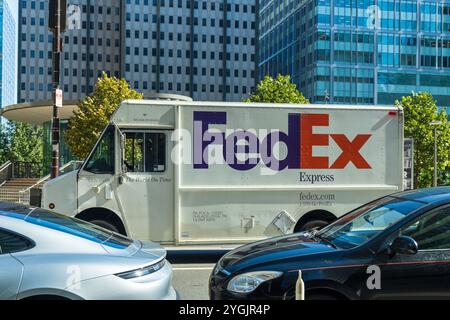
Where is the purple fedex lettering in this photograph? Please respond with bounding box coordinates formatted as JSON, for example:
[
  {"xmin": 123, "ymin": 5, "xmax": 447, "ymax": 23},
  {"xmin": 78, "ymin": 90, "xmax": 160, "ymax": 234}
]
[
  {"xmin": 193, "ymin": 111, "xmax": 303, "ymax": 171},
  {"xmin": 225, "ymin": 130, "xmax": 260, "ymax": 171},
  {"xmin": 193, "ymin": 111, "xmax": 226, "ymax": 169},
  {"xmin": 260, "ymin": 131, "xmax": 290, "ymax": 171},
  {"xmin": 288, "ymin": 114, "xmax": 301, "ymax": 169}
]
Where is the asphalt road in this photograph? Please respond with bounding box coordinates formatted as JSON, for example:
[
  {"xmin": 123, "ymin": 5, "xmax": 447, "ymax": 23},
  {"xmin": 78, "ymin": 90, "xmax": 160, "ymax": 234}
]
[{"xmin": 172, "ymin": 264, "xmax": 215, "ymax": 300}]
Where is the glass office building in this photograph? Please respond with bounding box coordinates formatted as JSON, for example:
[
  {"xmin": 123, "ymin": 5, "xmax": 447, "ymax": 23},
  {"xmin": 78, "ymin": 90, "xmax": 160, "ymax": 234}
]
[
  {"xmin": 259, "ymin": 0, "xmax": 450, "ymax": 108},
  {"xmin": 0, "ymin": 0, "xmax": 18, "ymax": 109}
]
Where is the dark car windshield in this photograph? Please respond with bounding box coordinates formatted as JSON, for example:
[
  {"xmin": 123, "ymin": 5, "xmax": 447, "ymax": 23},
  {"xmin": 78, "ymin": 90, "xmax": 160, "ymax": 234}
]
[
  {"xmin": 317, "ymin": 197, "xmax": 426, "ymax": 249},
  {"xmin": 25, "ymin": 209, "xmax": 133, "ymax": 249}
]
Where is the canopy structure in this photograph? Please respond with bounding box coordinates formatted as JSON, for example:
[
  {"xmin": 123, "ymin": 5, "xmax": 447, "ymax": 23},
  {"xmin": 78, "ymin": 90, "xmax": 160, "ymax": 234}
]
[{"xmin": 0, "ymin": 101, "xmax": 79, "ymax": 125}]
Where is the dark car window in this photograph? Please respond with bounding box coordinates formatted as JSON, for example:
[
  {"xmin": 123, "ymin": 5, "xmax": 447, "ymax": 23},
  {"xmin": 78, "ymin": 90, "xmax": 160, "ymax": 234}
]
[
  {"xmin": 0, "ymin": 229, "xmax": 34, "ymax": 254},
  {"xmin": 318, "ymin": 197, "xmax": 425, "ymax": 249},
  {"xmin": 401, "ymin": 205, "xmax": 450, "ymax": 250}
]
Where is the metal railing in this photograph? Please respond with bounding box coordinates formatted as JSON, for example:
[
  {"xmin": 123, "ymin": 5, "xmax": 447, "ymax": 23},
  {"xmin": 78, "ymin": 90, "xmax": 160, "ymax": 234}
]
[
  {"xmin": 12, "ymin": 162, "xmax": 42, "ymax": 179},
  {"xmin": 23, "ymin": 160, "xmax": 84, "ymax": 193},
  {"xmin": 0, "ymin": 161, "xmax": 12, "ymax": 186},
  {"xmin": 0, "ymin": 160, "xmax": 83, "ymax": 206},
  {"xmin": 0, "ymin": 189, "xmax": 30, "ymax": 205}
]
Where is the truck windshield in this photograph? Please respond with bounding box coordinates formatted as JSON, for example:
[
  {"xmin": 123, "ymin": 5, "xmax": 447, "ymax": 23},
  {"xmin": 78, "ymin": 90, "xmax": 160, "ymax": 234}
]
[
  {"xmin": 84, "ymin": 126, "xmax": 115, "ymax": 174},
  {"xmin": 317, "ymin": 197, "xmax": 425, "ymax": 249}
]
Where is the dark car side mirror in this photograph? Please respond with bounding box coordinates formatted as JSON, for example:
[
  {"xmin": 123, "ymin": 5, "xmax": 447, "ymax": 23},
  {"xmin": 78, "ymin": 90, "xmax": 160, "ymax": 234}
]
[{"xmin": 388, "ymin": 236, "xmax": 418, "ymax": 256}]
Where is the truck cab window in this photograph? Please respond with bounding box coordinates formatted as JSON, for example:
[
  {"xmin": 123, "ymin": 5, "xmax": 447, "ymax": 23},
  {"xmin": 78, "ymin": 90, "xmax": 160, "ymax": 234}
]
[
  {"xmin": 84, "ymin": 126, "xmax": 115, "ymax": 174},
  {"xmin": 124, "ymin": 132, "xmax": 145, "ymax": 172},
  {"xmin": 123, "ymin": 132, "xmax": 166, "ymax": 173},
  {"xmin": 146, "ymin": 133, "xmax": 166, "ymax": 173}
]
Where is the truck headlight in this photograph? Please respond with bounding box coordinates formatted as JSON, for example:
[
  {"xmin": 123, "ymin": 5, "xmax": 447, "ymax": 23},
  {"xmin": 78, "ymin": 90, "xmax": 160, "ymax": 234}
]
[{"xmin": 227, "ymin": 271, "xmax": 282, "ymax": 294}]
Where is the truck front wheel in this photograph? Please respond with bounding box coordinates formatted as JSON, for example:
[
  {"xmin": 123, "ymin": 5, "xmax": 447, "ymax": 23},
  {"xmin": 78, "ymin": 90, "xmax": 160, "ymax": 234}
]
[
  {"xmin": 89, "ymin": 219, "xmax": 121, "ymax": 234},
  {"xmin": 76, "ymin": 208, "xmax": 127, "ymax": 236}
]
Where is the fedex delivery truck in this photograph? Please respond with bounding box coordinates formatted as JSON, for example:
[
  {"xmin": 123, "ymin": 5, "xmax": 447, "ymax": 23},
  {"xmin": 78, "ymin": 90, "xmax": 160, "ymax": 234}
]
[{"xmin": 42, "ymin": 100, "xmax": 404, "ymax": 245}]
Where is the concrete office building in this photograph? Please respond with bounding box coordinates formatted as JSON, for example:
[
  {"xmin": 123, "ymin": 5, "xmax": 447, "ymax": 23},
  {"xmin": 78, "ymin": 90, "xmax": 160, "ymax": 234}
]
[
  {"xmin": 18, "ymin": 0, "xmax": 122, "ymax": 103},
  {"xmin": 18, "ymin": 0, "xmax": 257, "ymax": 103},
  {"xmin": 259, "ymin": 0, "xmax": 450, "ymax": 109},
  {"xmin": 1, "ymin": 0, "xmax": 19, "ymax": 108},
  {"xmin": 123, "ymin": 0, "xmax": 257, "ymax": 101}
]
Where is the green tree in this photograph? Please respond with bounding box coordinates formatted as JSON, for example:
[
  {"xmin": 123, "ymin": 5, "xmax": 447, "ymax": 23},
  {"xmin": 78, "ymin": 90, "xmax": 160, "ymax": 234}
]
[
  {"xmin": 0, "ymin": 121, "xmax": 11, "ymax": 164},
  {"xmin": 8, "ymin": 121, "xmax": 43, "ymax": 164},
  {"xmin": 398, "ymin": 92, "xmax": 450, "ymax": 188},
  {"xmin": 66, "ymin": 72, "xmax": 144, "ymax": 159},
  {"xmin": 245, "ymin": 75, "xmax": 309, "ymax": 104}
]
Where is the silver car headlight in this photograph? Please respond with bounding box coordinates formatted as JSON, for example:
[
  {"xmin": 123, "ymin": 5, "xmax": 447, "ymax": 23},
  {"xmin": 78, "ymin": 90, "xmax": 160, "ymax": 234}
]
[
  {"xmin": 227, "ymin": 271, "xmax": 283, "ymax": 294},
  {"xmin": 115, "ymin": 259, "xmax": 166, "ymax": 279}
]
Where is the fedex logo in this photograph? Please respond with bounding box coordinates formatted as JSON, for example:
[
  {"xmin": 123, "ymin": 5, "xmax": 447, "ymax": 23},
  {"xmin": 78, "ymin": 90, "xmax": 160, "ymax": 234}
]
[{"xmin": 193, "ymin": 111, "xmax": 372, "ymax": 172}]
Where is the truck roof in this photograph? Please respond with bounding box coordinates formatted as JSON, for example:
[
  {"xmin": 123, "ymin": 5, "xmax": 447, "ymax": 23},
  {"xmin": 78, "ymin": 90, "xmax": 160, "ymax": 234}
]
[{"xmin": 120, "ymin": 99, "xmax": 401, "ymax": 111}]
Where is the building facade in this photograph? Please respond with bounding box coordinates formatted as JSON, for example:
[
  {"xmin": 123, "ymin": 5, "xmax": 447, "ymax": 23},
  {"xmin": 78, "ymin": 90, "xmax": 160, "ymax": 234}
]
[
  {"xmin": 18, "ymin": 0, "xmax": 122, "ymax": 103},
  {"xmin": 124, "ymin": 0, "xmax": 257, "ymax": 101},
  {"xmin": 18, "ymin": 0, "xmax": 257, "ymax": 103},
  {"xmin": 1, "ymin": 0, "xmax": 18, "ymax": 108},
  {"xmin": 259, "ymin": 0, "xmax": 450, "ymax": 108}
]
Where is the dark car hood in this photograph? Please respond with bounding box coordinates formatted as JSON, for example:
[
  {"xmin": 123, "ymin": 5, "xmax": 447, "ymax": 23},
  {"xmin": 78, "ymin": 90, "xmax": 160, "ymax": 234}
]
[{"xmin": 220, "ymin": 233, "xmax": 338, "ymax": 272}]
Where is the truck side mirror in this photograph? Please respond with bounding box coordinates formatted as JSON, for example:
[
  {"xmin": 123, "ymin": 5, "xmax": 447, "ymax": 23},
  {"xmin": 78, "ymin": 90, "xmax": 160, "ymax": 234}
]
[{"xmin": 388, "ymin": 236, "xmax": 418, "ymax": 256}]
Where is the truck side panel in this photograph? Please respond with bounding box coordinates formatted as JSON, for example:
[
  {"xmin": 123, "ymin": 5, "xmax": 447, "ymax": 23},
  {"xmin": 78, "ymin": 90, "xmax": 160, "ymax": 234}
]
[{"xmin": 176, "ymin": 105, "xmax": 402, "ymax": 243}]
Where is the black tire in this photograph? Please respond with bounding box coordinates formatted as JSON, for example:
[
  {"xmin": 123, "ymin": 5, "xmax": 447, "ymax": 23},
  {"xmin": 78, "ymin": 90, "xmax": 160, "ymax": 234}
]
[
  {"xmin": 299, "ymin": 219, "xmax": 329, "ymax": 231},
  {"xmin": 307, "ymin": 293, "xmax": 340, "ymax": 300},
  {"xmin": 88, "ymin": 219, "xmax": 120, "ymax": 233}
]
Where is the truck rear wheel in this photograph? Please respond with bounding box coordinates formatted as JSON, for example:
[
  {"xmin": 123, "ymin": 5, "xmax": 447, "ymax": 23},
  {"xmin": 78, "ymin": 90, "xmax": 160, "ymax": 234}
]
[
  {"xmin": 299, "ymin": 219, "xmax": 329, "ymax": 231},
  {"xmin": 294, "ymin": 210, "xmax": 337, "ymax": 232}
]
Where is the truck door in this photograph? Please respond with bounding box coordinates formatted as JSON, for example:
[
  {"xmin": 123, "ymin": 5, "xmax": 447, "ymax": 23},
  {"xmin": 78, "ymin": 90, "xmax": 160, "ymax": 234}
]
[
  {"xmin": 118, "ymin": 130, "xmax": 174, "ymax": 243},
  {"xmin": 77, "ymin": 125, "xmax": 120, "ymax": 231}
]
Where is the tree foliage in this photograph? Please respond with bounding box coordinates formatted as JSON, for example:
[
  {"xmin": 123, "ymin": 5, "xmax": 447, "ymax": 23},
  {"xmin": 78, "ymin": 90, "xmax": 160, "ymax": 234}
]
[
  {"xmin": 0, "ymin": 121, "xmax": 11, "ymax": 164},
  {"xmin": 245, "ymin": 75, "xmax": 309, "ymax": 104},
  {"xmin": 0, "ymin": 121, "xmax": 43, "ymax": 165},
  {"xmin": 66, "ymin": 73, "xmax": 143, "ymax": 159},
  {"xmin": 398, "ymin": 92, "xmax": 450, "ymax": 188}
]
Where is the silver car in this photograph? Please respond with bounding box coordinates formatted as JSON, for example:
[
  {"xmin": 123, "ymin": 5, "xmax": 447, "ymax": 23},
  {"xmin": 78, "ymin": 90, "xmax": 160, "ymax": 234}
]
[{"xmin": 0, "ymin": 202, "xmax": 177, "ymax": 300}]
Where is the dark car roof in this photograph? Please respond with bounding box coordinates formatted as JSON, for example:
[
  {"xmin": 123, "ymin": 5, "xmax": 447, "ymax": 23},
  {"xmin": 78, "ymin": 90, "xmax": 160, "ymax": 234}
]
[{"xmin": 392, "ymin": 187, "xmax": 450, "ymax": 204}]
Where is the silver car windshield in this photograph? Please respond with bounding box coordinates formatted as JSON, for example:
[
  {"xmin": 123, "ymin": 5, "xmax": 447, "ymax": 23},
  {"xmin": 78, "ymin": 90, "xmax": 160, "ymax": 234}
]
[{"xmin": 25, "ymin": 209, "xmax": 133, "ymax": 249}]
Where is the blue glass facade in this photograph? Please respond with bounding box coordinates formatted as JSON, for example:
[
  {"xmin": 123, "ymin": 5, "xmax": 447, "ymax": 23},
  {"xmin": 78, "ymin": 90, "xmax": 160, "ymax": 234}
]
[
  {"xmin": 0, "ymin": 0, "xmax": 18, "ymax": 109},
  {"xmin": 258, "ymin": 0, "xmax": 450, "ymax": 108}
]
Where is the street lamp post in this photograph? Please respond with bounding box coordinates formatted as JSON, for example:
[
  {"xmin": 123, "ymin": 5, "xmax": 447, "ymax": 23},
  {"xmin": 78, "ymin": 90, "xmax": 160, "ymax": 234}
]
[
  {"xmin": 48, "ymin": 0, "xmax": 67, "ymax": 179},
  {"xmin": 430, "ymin": 120, "xmax": 442, "ymax": 187}
]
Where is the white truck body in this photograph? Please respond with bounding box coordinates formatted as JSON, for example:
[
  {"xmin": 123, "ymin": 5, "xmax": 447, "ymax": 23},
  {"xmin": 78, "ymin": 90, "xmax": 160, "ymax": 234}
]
[{"xmin": 42, "ymin": 100, "xmax": 404, "ymax": 245}]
